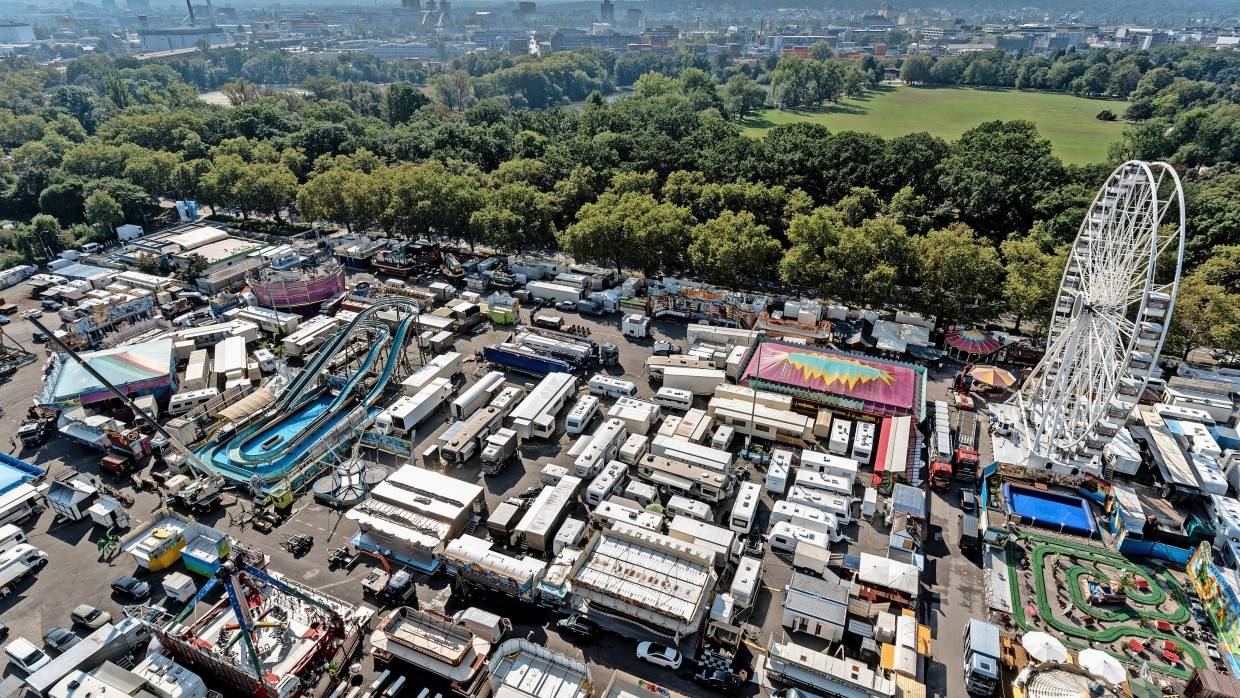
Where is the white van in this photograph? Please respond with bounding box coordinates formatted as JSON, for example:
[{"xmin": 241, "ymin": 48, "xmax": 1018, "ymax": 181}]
[
  {"xmin": 565, "ymin": 395, "xmax": 600, "ymax": 435},
  {"xmin": 254, "ymin": 348, "xmax": 276, "ymax": 372},
  {"xmin": 0, "ymin": 524, "xmax": 27, "ymax": 555},
  {"xmin": 666, "ymin": 495, "xmax": 714, "ymax": 522},
  {"xmin": 653, "ymin": 387, "xmax": 693, "ymax": 411},
  {"xmin": 588, "ymin": 375, "xmax": 638, "ymax": 399},
  {"xmin": 169, "ymin": 388, "xmax": 219, "ymax": 416},
  {"xmin": 81, "ymin": 242, "xmax": 102, "ymax": 254},
  {"xmin": 5, "ymin": 637, "xmax": 51, "ymax": 674},
  {"xmin": 769, "ymin": 521, "xmax": 831, "ymax": 553}
]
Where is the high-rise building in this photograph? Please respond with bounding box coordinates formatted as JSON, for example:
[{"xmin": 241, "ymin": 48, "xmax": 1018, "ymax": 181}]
[
  {"xmin": 401, "ymin": 0, "xmax": 423, "ymax": 10},
  {"xmin": 600, "ymin": 0, "xmax": 613, "ymax": 23}
]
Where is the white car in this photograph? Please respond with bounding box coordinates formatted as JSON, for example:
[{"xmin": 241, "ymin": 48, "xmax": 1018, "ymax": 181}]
[{"xmin": 636, "ymin": 641, "xmax": 683, "ymax": 670}]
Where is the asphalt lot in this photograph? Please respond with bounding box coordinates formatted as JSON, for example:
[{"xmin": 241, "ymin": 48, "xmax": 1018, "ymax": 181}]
[{"xmin": 0, "ymin": 289, "xmax": 987, "ymax": 698}]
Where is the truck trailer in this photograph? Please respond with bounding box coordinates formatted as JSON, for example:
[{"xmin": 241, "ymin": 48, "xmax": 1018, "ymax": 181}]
[
  {"xmin": 963, "ymin": 619, "xmax": 1001, "ymax": 695},
  {"xmin": 953, "ymin": 411, "xmax": 980, "ymax": 481}
]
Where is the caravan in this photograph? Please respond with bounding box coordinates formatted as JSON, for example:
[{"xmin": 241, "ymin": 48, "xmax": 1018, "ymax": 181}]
[
  {"xmin": 653, "ymin": 387, "xmax": 694, "ymax": 412},
  {"xmin": 588, "ymin": 375, "xmax": 638, "ymax": 399},
  {"xmin": 769, "ymin": 521, "xmax": 831, "ymax": 553},
  {"xmin": 565, "ymin": 396, "xmax": 600, "ymax": 435},
  {"xmin": 585, "ymin": 461, "xmax": 629, "ymax": 507},
  {"xmin": 169, "ymin": 388, "xmax": 219, "ymax": 416},
  {"xmin": 666, "ymin": 495, "xmax": 714, "ymax": 522},
  {"xmin": 729, "ymin": 482, "xmax": 762, "ymax": 534}
]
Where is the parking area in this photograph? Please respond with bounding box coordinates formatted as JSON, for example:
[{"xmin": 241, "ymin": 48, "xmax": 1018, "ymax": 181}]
[{"xmin": 0, "ymin": 294, "xmax": 990, "ymax": 698}]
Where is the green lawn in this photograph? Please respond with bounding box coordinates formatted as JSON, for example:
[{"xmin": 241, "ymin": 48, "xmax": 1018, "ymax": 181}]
[{"xmin": 740, "ymin": 85, "xmax": 1128, "ymax": 165}]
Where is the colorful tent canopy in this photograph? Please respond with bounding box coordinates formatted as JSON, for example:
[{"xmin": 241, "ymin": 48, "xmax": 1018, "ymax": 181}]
[
  {"xmin": 946, "ymin": 329, "xmax": 1001, "ymax": 355},
  {"xmin": 969, "ymin": 365, "xmax": 1018, "ymax": 388}
]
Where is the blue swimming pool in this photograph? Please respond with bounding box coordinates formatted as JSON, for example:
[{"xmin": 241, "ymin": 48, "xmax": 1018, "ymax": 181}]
[{"xmin": 1003, "ymin": 484, "xmax": 1097, "ymax": 538}]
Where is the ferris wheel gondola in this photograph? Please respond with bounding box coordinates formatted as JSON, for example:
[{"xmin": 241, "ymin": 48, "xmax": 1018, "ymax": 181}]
[{"xmin": 1011, "ymin": 160, "xmax": 1184, "ymax": 468}]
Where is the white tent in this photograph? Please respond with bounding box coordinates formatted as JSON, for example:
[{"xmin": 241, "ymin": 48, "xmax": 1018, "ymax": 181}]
[
  {"xmin": 1077, "ymin": 648, "xmax": 1126, "ymax": 686},
  {"xmin": 858, "ymin": 552, "xmax": 919, "ymax": 599},
  {"xmin": 1021, "ymin": 631, "xmax": 1068, "ymax": 663}
]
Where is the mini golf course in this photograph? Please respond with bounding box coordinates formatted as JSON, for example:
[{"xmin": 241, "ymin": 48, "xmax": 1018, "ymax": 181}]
[{"xmin": 1006, "ymin": 531, "xmax": 1207, "ymax": 679}]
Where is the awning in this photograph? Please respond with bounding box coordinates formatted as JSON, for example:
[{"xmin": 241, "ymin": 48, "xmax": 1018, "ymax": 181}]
[
  {"xmin": 646, "ymin": 469, "xmax": 695, "ymax": 492},
  {"xmin": 216, "ymin": 387, "xmax": 275, "ymax": 422},
  {"xmin": 907, "ymin": 345, "xmax": 942, "ymax": 361}
]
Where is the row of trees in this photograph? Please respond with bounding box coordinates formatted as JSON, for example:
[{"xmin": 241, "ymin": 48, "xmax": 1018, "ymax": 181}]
[{"xmin": 0, "ymin": 45, "xmax": 1237, "ymax": 357}]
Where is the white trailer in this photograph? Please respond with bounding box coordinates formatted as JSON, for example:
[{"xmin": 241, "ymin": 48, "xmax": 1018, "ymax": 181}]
[
  {"xmin": 488, "ymin": 386, "xmax": 526, "ymax": 421},
  {"xmin": 585, "ymin": 460, "xmax": 629, "ymax": 506},
  {"xmin": 650, "ymin": 434, "xmax": 732, "ymax": 474},
  {"xmin": 786, "ymin": 486, "xmax": 854, "ymax": 524},
  {"xmin": 592, "ymin": 496, "xmax": 662, "ymax": 531},
  {"xmin": 526, "ymin": 281, "xmax": 583, "ymax": 304},
  {"xmin": 673, "ymin": 408, "xmax": 712, "ymax": 444},
  {"xmin": 402, "ymin": 352, "xmax": 462, "ymax": 395},
  {"xmin": 769, "ymin": 521, "xmax": 831, "ymax": 553},
  {"xmin": 565, "ymin": 395, "xmax": 601, "ymax": 435},
  {"xmin": 618, "ymin": 433, "xmax": 650, "ymax": 465},
  {"xmin": 851, "ymin": 422, "xmax": 875, "ymax": 463},
  {"xmin": 516, "ymin": 475, "xmax": 582, "ymax": 553},
  {"xmin": 607, "ymin": 397, "xmax": 661, "ymax": 434},
  {"xmin": 441, "ymin": 405, "xmax": 504, "ymax": 464},
  {"xmin": 214, "ymin": 335, "xmax": 247, "ymax": 378},
  {"xmin": 793, "ymin": 470, "xmax": 854, "ymax": 499},
  {"xmin": 791, "ymin": 541, "xmax": 832, "ymax": 576},
  {"xmin": 377, "ymin": 377, "xmax": 453, "ymax": 434},
  {"xmin": 828, "ymin": 419, "xmax": 852, "ymax": 455},
  {"xmin": 510, "ymin": 372, "xmax": 576, "ymax": 439},
  {"xmin": 622, "ymin": 314, "xmax": 650, "ymax": 339},
  {"xmin": 771, "ymin": 501, "xmax": 843, "ymax": 542},
  {"xmin": 766, "ymin": 450, "xmax": 792, "ymax": 495},
  {"xmin": 183, "ymin": 349, "xmax": 212, "ymax": 391},
  {"xmin": 451, "ymin": 371, "xmax": 506, "ymax": 421},
  {"xmin": 661, "ymin": 366, "xmax": 727, "ymax": 395},
  {"xmin": 573, "ymin": 419, "xmax": 628, "ymax": 478},
  {"xmin": 730, "ymin": 555, "xmax": 763, "ymax": 609}
]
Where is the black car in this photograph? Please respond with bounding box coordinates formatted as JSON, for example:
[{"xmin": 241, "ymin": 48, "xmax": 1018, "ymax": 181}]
[
  {"xmin": 110, "ymin": 575, "xmax": 152, "ymax": 600},
  {"xmin": 31, "ymin": 331, "xmax": 48, "ymax": 343},
  {"xmin": 693, "ymin": 669, "xmax": 744, "ymax": 695},
  {"xmin": 960, "ymin": 489, "xmax": 977, "ymax": 513},
  {"xmin": 0, "ymin": 622, "xmax": 9, "ymax": 641},
  {"xmin": 555, "ymin": 615, "xmax": 601, "ymax": 640},
  {"xmin": 42, "ymin": 627, "xmax": 80, "ymax": 653}
]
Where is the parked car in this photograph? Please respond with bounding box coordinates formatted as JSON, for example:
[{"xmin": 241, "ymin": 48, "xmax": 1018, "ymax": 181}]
[
  {"xmin": 555, "ymin": 300, "xmax": 578, "ymax": 313},
  {"xmin": 42, "ymin": 627, "xmax": 80, "ymax": 653},
  {"xmin": 555, "ymin": 615, "xmax": 600, "ymax": 640},
  {"xmin": 636, "ymin": 642, "xmax": 683, "ymax": 669},
  {"xmin": 22, "ymin": 309, "xmax": 41, "ymax": 319},
  {"xmin": 31, "ymin": 331, "xmax": 48, "ymax": 343},
  {"xmin": 692, "ymin": 669, "xmax": 744, "ymax": 694},
  {"xmin": 960, "ymin": 490, "xmax": 976, "ymax": 513},
  {"xmin": 4, "ymin": 637, "xmax": 51, "ymax": 674},
  {"xmin": 111, "ymin": 575, "xmax": 151, "ymax": 600},
  {"xmin": 71, "ymin": 605, "xmax": 112, "ymax": 629},
  {"xmin": 0, "ymin": 315, "xmax": 8, "ymax": 326},
  {"xmin": 0, "ymin": 623, "xmax": 9, "ymax": 641},
  {"xmin": 41, "ymin": 300, "xmax": 61, "ymax": 311}
]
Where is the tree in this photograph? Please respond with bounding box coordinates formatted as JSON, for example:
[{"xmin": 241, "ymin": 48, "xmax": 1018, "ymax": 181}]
[
  {"xmin": 1166, "ymin": 273, "xmax": 1240, "ymax": 360},
  {"xmin": 382, "ymin": 82, "xmax": 431, "ymax": 126},
  {"xmin": 559, "ymin": 192, "xmax": 693, "ymax": 275},
  {"xmin": 430, "ymin": 70, "xmax": 474, "ymax": 111},
  {"xmin": 689, "ymin": 211, "xmax": 782, "ymax": 288},
  {"xmin": 634, "ymin": 71, "xmax": 677, "ymax": 99},
  {"xmin": 385, "ymin": 160, "xmax": 486, "ymax": 247},
  {"xmin": 721, "ymin": 74, "xmax": 766, "ymax": 122},
  {"xmin": 915, "ymin": 224, "xmax": 1004, "ymax": 327},
  {"xmin": 174, "ymin": 252, "xmax": 209, "ymax": 284},
  {"xmin": 134, "ymin": 253, "xmax": 162, "ymax": 275},
  {"xmin": 899, "ymin": 55, "xmax": 934, "ymax": 85},
  {"xmin": 469, "ymin": 182, "xmax": 556, "ymax": 252},
  {"xmin": 84, "ymin": 190, "xmax": 123, "ymax": 237},
  {"xmin": 233, "ymin": 162, "xmax": 299, "ymax": 220},
  {"xmin": 807, "ymin": 41, "xmax": 835, "ymax": 61},
  {"xmin": 221, "ymin": 79, "xmax": 259, "ymax": 106},
  {"xmin": 1000, "ymin": 231, "xmax": 1066, "ymax": 334}
]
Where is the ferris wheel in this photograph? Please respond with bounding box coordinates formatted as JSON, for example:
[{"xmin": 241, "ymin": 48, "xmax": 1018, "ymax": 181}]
[{"xmin": 1014, "ymin": 160, "xmax": 1184, "ymax": 467}]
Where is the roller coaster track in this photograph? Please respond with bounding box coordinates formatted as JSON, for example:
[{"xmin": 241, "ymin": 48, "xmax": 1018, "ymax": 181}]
[{"xmin": 217, "ymin": 299, "xmax": 421, "ymax": 471}]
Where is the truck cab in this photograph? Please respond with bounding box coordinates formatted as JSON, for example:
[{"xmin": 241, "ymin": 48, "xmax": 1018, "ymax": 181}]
[{"xmin": 17, "ymin": 415, "xmax": 56, "ymax": 448}]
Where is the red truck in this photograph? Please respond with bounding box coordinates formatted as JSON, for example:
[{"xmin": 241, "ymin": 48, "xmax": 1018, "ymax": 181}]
[{"xmin": 953, "ymin": 411, "xmax": 980, "ymax": 481}]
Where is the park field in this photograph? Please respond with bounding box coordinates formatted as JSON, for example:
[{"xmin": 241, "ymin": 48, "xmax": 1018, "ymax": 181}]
[{"xmin": 740, "ymin": 85, "xmax": 1128, "ymax": 165}]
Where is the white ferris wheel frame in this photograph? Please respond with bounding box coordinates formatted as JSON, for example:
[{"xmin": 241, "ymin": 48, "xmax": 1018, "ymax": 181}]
[{"xmin": 1012, "ymin": 160, "xmax": 1185, "ymax": 466}]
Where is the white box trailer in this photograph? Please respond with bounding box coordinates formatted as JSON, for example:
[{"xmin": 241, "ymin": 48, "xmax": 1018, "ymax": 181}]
[
  {"xmin": 769, "ymin": 521, "xmax": 831, "ymax": 553},
  {"xmin": 650, "ymin": 434, "xmax": 732, "ymax": 474},
  {"xmin": 798, "ymin": 451, "xmax": 858, "ymax": 488},
  {"xmin": 771, "ymin": 501, "xmax": 843, "ymax": 542},
  {"xmin": 378, "ymin": 377, "xmax": 453, "ymax": 434},
  {"xmin": 730, "ymin": 555, "xmax": 763, "ymax": 609},
  {"xmin": 673, "ymin": 408, "xmax": 712, "ymax": 444},
  {"xmin": 607, "ymin": 397, "xmax": 661, "ymax": 435},
  {"xmin": 792, "ymin": 540, "xmax": 832, "ymax": 576},
  {"xmin": 622, "ymin": 314, "xmax": 650, "ymax": 338},
  {"xmin": 794, "ymin": 467, "xmax": 855, "ymax": 498},
  {"xmin": 516, "ymin": 476, "xmax": 582, "ymax": 553},
  {"xmin": 183, "ymin": 349, "xmax": 212, "ymax": 391},
  {"xmin": 619, "ymin": 433, "xmax": 650, "ymax": 465},
  {"xmin": 585, "ymin": 460, "xmax": 629, "ymax": 506},
  {"xmin": 510, "ymin": 372, "xmax": 576, "ymax": 439},
  {"xmin": 526, "ymin": 281, "xmax": 583, "ymax": 304},
  {"xmin": 565, "ymin": 395, "xmax": 601, "ymax": 435},
  {"xmin": 662, "ymin": 367, "xmax": 727, "ymax": 395},
  {"xmin": 573, "ymin": 418, "xmax": 628, "ymax": 478},
  {"xmin": 851, "ymin": 422, "xmax": 875, "ymax": 464},
  {"xmin": 402, "ymin": 352, "xmax": 462, "ymax": 396},
  {"xmin": 451, "ymin": 371, "xmax": 507, "ymax": 421}
]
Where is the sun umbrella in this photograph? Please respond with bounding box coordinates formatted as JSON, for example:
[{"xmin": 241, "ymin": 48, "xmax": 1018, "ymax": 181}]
[
  {"xmin": 946, "ymin": 329, "xmax": 1001, "ymax": 356},
  {"xmin": 1022, "ymin": 631, "xmax": 1069, "ymax": 663},
  {"xmin": 1078, "ymin": 649, "xmax": 1127, "ymax": 686},
  {"xmin": 969, "ymin": 365, "xmax": 1019, "ymax": 388}
]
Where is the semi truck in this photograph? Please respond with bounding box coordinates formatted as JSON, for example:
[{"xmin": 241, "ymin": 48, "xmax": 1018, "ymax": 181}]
[
  {"xmin": 963, "ymin": 619, "xmax": 1001, "ymax": 695},
  {"xmin": 953, "ymin": 411, "xmax": 980, "ymax": 481},
  {"xmin": 480, "ymin": 428, "xmax": 520, "ymax": 474}
]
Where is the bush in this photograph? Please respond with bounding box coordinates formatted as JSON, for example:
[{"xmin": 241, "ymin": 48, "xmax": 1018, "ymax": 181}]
[{"xmin": 1096, "ymin": 109, "xmax": 1117, "ymax": 121}]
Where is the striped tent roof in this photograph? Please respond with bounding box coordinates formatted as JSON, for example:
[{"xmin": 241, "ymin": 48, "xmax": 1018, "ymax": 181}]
[{"xmin": 48, "ymin": 338, "xmax": 175, "ymax": 404}]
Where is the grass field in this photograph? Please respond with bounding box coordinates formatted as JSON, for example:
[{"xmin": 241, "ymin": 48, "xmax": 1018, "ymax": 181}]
[{"xmin": 740, "ymin": 85, "xmax": 1128, "ymax": 165}]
